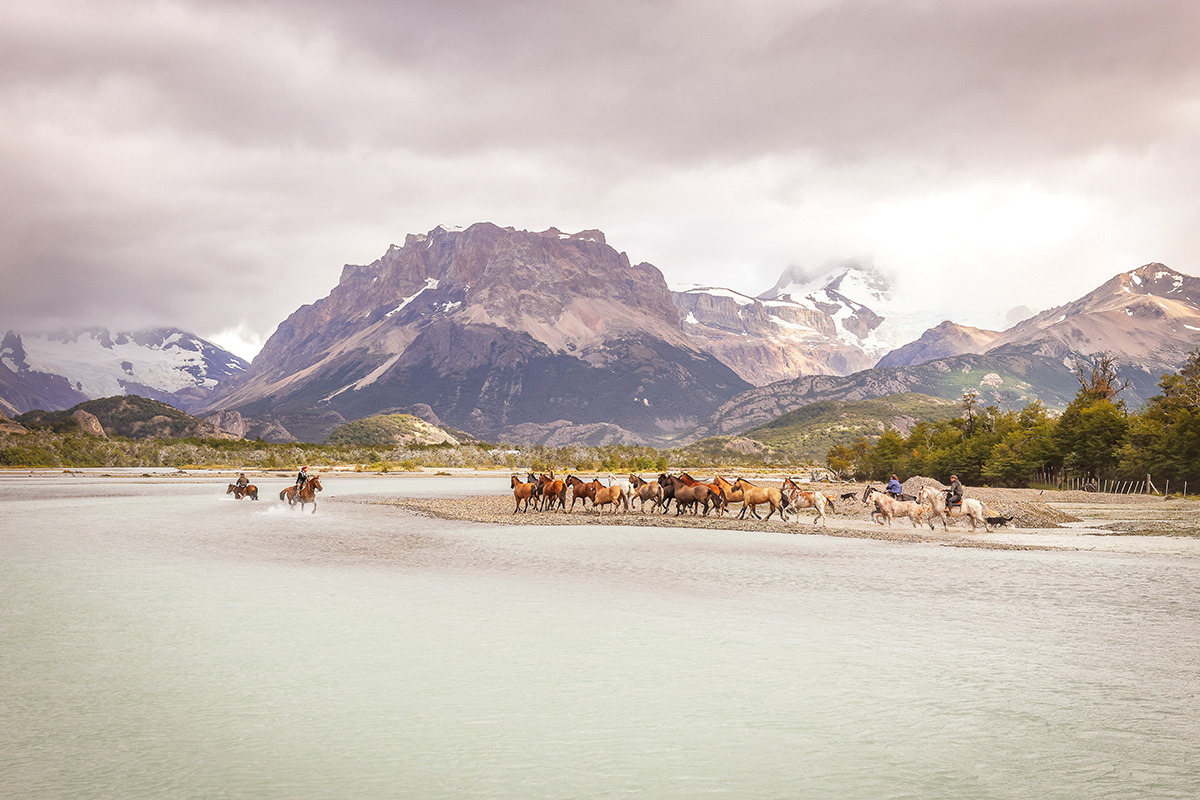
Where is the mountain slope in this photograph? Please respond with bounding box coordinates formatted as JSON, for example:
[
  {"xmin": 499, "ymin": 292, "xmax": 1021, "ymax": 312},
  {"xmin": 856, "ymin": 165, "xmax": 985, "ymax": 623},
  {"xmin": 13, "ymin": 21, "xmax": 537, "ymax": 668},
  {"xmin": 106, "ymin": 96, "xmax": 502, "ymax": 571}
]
[
  {"xmin": 985, "ymin": 263, "xmax": 1200, "ymax": 364},
  {"xmin": 17, "ymin": 395, "xmax": 238, "ymax": 440},
  {"xmin": 206, "ymin": 224, "xmax": 750, "ymax": 443},
  {"xmin": 0, "ymin": 328, "xmax": 249, "ymax": 414},
  {"xmin": 692, "ymin": 263, "xmax": 1200, "ymax": 439},
  {"xmin": 671, "ymin": 285, "xmax": 875, "ymax": 384},
  {"xmin": 876, "ymin": 321, "xmax": 1003, "ymax": 368},
  {"xmin": 746, "ymin": 393, "xmax": 959, "ymax": 461}
]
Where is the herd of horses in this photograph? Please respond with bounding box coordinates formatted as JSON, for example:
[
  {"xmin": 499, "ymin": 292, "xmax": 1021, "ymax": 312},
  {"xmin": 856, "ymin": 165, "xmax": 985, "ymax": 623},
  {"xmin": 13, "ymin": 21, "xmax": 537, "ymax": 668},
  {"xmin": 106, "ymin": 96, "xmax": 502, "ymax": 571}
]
[
  {"xmin": 225, "ymin": 475, "xmax": 324, "ymax": 514},
  {"xmin": 512, "ymin": 473, "xmax": 996, "ymax": 531},
  {"xmin": 511, "ymin": 472, "xmax": 839, "ymax": 525}
]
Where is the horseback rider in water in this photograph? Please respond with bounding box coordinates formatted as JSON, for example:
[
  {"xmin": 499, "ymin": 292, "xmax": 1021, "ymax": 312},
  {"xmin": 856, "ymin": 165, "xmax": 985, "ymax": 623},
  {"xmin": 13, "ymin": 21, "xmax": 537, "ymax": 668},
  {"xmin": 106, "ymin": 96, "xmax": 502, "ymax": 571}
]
[
  {"xmin": 885, "ymin": 474, "xmax": 903, "ymax": 499},
  {"xmin": 235, "ymin": 472, "xmax": 249, "ymax": 488},
  {"xmin": 945, "ymin": 474, "xmax": 964, "ymax": 508},
  {"xmin": 295, "ymin": 465, "xmax": 309, "ymax": 496}
]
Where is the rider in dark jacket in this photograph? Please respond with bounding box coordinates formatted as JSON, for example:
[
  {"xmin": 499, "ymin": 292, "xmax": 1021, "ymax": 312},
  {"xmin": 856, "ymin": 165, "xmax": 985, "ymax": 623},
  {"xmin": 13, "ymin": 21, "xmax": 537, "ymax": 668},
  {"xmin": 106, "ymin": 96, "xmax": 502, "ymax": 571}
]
[
  {"xmin": 235, "ymin": 472, "xmax": 249, "ymax": 488},
  {"xmin": 295, "ymin": 466, "xmax": 309, "ymax": 493},
  {"xmin": 945, "ymin": 474, "xmax": 964, "ymax": 507}
]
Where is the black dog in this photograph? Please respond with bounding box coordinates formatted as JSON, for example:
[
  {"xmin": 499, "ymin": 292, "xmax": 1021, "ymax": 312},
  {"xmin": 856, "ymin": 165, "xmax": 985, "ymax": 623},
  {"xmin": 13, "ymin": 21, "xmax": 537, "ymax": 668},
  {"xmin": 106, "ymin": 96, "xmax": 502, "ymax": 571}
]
[
  {"xmin": 985, "ymin": 514, "xmax": 1014, "ymax": 527},
  {"xmin": 839, "ymin": 491, "xmax": 857, "ymax": 501}
]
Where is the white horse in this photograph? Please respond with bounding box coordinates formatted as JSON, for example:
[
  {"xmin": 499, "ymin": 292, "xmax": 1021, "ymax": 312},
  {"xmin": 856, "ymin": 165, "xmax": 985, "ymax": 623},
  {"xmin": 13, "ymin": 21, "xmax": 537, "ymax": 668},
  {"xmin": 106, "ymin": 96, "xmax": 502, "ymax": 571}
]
[
  {"xmin": 784, "ymin": 477, "xmax": 835, "ymax": 526},
  {"xmin": 918, "ymin": 486, "xmax": 990, "ymax": 532},
  {"xmin": 861, "ymin": 485, "xmax": 925, "ymax": 527}
]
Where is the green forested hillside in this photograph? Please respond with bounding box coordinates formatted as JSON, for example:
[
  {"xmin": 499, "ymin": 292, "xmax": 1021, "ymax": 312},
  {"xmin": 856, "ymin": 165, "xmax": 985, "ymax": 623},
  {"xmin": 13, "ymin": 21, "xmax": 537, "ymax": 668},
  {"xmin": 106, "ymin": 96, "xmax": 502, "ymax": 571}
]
[
  {"xmin": 745, "ymin": 393, "xmax": 960, "ymax": 461},
  {"xmin": 324, "ymin": 413, "xmax": 464, "ymax": 446},
  {"xmin": 16, "ymin": 395, "xmax": 234, "ymax": 440}
]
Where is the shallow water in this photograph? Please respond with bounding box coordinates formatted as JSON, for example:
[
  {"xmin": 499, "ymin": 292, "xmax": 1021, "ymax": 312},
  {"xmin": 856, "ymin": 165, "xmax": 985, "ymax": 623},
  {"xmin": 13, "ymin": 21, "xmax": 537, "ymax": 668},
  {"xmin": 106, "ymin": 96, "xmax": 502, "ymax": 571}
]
[{"xmin": 2, "ymin": 473, "xmax": 1199, "ymax": 799}]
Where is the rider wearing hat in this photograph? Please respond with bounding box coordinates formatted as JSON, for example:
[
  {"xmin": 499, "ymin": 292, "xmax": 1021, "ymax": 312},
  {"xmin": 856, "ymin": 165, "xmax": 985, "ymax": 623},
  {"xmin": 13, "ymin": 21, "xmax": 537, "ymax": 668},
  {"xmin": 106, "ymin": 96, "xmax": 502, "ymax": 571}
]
[
  {"xmin": 295, "ymin": 465, "xmax": 309, "ymax": 494},
  {"xmin": 945, "ymin": 474, "xmax": 964, "ymax": 508},
  {"xmin": 235, "ymin": 471, "xmax": 249, "ymax": 488}
]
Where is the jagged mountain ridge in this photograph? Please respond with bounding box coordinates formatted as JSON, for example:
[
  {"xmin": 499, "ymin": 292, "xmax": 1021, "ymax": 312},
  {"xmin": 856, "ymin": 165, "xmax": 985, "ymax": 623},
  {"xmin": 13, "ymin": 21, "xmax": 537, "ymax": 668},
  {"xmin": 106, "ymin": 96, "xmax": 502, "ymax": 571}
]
[
  {"xmin": 669, "ymin": 260, "xmax": 955, "ymax": 385},
  {"xmin": 693, "ymin": 263, "xmax": 1200, "ymax": 439},
  {"xmin": 206, "ymin": 223, "xmax": 750, "ymax": 443},
  {"xmin": 0, "ymin": 328, "xmax": 249, "ymax": 415},
  {"xmin": 670, "ymin": 284, "xmax": 876, "ymax": 385},
  {"xmin": 875, "ymin": 321, "xmax": 1003, "ymax": 369}
]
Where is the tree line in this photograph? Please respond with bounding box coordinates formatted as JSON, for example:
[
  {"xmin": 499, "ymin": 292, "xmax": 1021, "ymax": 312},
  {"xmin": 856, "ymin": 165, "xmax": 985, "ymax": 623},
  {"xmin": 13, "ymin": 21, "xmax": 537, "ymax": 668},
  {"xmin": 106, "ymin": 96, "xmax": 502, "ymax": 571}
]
[{"xmin": 825, "ymin": 352, "xmax": 1200, "ymax": 490}]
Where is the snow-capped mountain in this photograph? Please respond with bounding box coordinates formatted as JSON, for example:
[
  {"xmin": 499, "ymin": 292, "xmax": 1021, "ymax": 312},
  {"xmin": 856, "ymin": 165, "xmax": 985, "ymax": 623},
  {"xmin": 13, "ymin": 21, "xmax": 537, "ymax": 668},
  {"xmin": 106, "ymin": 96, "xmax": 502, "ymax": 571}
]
[
  {"xmin": 0, "ymin": 328, "xmax": 249, "ymax": 415},
  {"xmin": 670, "ymin": 284, "xmax": 876, "ymax": 385},
  {"xmin": 693, "ymin": 262, "xmax": 1200, "ymax": 439},
  {"xmin": 670, "ymin": 260, "xmax": 947, "ymax": 385},
  {"xmin": 759, "ymin": 261, "xmax": 944, "ymax": 361}
]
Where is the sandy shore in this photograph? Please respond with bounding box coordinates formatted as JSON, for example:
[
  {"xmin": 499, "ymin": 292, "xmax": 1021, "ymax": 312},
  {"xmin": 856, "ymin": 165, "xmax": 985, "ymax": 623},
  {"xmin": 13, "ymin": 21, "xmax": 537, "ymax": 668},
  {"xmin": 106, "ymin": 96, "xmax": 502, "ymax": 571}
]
[{"xmin": 360, "ymin": 477, "xmax": 1200, "ymax": 552}]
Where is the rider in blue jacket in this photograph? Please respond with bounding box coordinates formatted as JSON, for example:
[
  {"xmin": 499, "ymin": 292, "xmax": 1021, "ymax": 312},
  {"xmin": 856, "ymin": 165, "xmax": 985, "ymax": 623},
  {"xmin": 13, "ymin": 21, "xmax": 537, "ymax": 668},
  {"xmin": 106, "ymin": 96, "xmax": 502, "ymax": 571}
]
[{"xmin": 885, "ymin": 474, "xmax": 903, "ymax": 498}]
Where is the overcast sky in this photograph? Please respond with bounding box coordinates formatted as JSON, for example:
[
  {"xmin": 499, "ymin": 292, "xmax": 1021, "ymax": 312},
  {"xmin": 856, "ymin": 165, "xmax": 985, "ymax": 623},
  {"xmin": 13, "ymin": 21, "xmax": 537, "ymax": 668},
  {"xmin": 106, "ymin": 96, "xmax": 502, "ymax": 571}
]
[{"xmin": 3, "ymin": 0, "xmax": 1198, "ymax": 359}]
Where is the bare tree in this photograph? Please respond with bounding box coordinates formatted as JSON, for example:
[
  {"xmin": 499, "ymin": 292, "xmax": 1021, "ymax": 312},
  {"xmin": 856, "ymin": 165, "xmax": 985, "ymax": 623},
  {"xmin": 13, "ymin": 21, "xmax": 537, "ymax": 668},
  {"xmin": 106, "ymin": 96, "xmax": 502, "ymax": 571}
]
[{"xmin": 1070, "ymin": 353, "xmax": 1129, "ymax": 401}]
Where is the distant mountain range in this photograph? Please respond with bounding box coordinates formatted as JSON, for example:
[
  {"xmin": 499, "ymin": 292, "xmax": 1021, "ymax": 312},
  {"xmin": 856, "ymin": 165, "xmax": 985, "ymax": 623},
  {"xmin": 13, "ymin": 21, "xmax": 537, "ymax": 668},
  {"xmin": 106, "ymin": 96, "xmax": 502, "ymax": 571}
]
[
  {"xmin": 691, "ymin": 262, "xmax": 1200, "ymax": 439},
  {"xmin": 3, "ymin": 219, "xmax": 1197, "ymax": 449},
  {"xmin": 0, "ymin": 328, "xmax": 247, "ymax": 416}
]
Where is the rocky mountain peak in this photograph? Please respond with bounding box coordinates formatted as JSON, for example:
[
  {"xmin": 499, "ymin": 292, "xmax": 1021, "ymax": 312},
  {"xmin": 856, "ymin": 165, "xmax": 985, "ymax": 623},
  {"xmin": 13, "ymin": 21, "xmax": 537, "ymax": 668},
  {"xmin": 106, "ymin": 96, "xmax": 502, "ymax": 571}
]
[
  {"xmin": 208, "ymin": 223, "xmax": 747, "ymax": 443},
  {"xmin": 260, "ymin": 223, "xmax": 684, "ymax": 373}
]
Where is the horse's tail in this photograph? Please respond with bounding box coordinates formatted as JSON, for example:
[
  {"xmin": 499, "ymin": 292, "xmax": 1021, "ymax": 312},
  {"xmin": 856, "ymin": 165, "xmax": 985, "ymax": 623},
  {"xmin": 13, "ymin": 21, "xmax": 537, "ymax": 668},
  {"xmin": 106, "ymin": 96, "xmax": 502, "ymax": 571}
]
[
  {"xmin": 780, "ymin": 491, "xmax": 790, "ymax": 509},
  {"xmin": 824, "ymin": 494, "xmax": 835, "ymax": 511}
]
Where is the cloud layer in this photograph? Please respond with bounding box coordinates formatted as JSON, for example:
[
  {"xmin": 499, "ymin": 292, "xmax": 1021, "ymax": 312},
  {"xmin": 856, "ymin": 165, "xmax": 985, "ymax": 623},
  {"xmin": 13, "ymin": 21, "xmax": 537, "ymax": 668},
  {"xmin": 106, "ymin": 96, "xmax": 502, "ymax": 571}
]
[{"xmin": 3, "ymin": 0, "xmax": 1198, "ymax": 358}]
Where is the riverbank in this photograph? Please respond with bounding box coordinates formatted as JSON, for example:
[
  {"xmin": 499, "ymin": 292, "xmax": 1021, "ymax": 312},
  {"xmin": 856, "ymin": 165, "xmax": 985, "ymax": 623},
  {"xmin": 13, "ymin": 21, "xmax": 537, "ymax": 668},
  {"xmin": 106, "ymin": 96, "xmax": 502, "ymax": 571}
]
[{"xmin": 366, "ymin": 478, "xmax": 1200, "ymax": 553}]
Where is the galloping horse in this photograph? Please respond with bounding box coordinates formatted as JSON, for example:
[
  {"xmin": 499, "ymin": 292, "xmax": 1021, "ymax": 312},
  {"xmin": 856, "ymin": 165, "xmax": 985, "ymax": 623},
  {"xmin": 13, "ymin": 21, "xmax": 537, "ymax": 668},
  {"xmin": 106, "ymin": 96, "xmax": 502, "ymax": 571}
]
[
  {"xmin": 538, "ymin": 473, "xmax": 567, "ymax": 511},
  {"xmin": 731, "ymin": 478, "xmax": 789, "ymax": 521},
  {"xmin": 712, "ymin": 476, "xmax": 743, "ymax": 514},
  {"xmin": 657, "ymin": 474, "xmax": 720, "ymax": 516},
  {"xmin": 280, "ymin": 475, "xmax": 322, "ymax": 514},
  {"xmin": 863, "ymin": 486, "xmax": 923, "ymax": 527},
  {"xmin": 782, "ymin": 477, "xmax": 834, "ymax": 526},
  {"xmin": 918, "ymin": 486, "xmax": 990, "ymax": 532},
  {"xmin": 628, "ymin": 474, "xmax": 663, "ymax": 511},
  {"xmin": 226, "ymin": 483, "xmax": 259, "ymax": 500},
  {"xmin": 678, "ymin": 473, "xmax": 727, "ymax": 515},
  {"xmin": 511, "ymin": 474, "xmax": 539, "ymax": 513},
  {"xmin": 862, "ymin": 484, "xmax": 915, "ymax": 503},
  {"xmin": 565, "ymin": 475, "xmax": 599, "ymax": 510},
  {"xmin": 591, "ymin": 478, "xmax": 629, "ymax": 514}
]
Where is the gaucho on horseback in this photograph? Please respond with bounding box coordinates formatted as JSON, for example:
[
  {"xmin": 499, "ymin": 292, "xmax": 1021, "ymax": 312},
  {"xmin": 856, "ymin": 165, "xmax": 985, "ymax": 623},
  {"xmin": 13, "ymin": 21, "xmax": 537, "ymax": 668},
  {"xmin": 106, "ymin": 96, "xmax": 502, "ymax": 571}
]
[
  {"xmin": 945, "ymin": 474, "xmax": 964, "ymax": 508},
  {"xmin": 295, "ymin": 465, "xmax": 309, "ymax": 493}
]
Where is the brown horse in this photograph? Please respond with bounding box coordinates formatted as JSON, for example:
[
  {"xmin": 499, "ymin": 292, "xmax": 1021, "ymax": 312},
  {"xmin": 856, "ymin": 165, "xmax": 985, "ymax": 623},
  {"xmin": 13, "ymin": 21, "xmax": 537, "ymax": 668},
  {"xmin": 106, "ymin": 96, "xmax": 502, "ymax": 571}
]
[
  {"xmin": 658, "ymin": 474, "xmax": 720, "ymax": 516},
  {"xmin": 226, "ymin": 483, "xmax": 259, "ymax": 500},
  {"xmin": 731, "ymin": 477, "xmax": 789, "ymax": 521},
  {"xmin": 280, "ymin": 475, "xmax": 323, "ymax": 514},
  {"xmin": 712, "ymin": 476, "xmax": 743, "ymax": 514},
  {"xmin": 782, "ymin": 477, "xmax": 834, "ymax": 526},
  {"xmin": 628, "ymin": 474, "xmax": 663, "ymax": 511},
  {"xmin": 538, "ymin": 473, "xmax": 567, "ymax": 511},
  {"xmin": 591, "ymin": 478, "xmax": 628, "ymax": 514},
  {"xmin": 565, "ymin": 475, "xmax": 599, "ymax": 510},
  {"xmin": 511, "ymin": 474, "xmax": 539, "ymax": 513},
  {"xmin": 679, "ymin": 473, "xmax": 727, "ymax": 515}
]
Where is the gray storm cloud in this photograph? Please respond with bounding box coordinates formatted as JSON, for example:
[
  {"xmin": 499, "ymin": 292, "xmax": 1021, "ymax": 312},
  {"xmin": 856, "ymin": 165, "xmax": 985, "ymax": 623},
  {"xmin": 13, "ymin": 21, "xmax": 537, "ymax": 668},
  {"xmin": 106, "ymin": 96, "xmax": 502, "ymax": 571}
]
[{"xmin": 2, "ymin": 0, "xmax": 1198, "ymax": 358}]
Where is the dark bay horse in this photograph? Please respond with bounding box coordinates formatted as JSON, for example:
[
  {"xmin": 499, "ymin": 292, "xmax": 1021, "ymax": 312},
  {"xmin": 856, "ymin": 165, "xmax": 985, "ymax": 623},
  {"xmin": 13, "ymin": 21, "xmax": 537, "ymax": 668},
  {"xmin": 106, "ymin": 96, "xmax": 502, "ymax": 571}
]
[
  {"xmin": 280, "ymin": 475, "xmax": 322, "ymax": 514},
  {"xmin": 679, "ymin": 473, "xmax": 727, "ymax": 515},
  {"xmin": 657, "ymin": 474, "xmax": 720, "ymax": 516}
]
